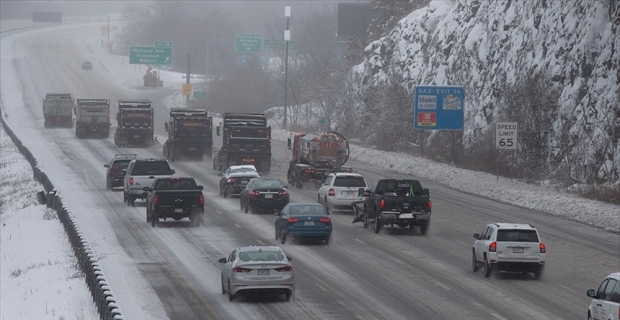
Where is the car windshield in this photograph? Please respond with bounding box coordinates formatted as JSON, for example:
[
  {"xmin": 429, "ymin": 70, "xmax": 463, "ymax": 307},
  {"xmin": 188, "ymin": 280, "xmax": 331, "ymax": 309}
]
[
  {"xmin": 111, "ymin": 160, "xmax": 131, "ymax": 170},
  {"xmin": 238, "ymin": 250, "xmax": 284, "ymax": 262},
  {"xmin": 155, "ymin": 179, "xmax": 197, "ymax": 190},
  {"xmin": 497, "ymin": 230, "xmax": 539, "ymax": 242},
  {"xmin": 132, "ymin": 161, "xmax": 172, "ymax": 175},
  {"xmin": 333, "ymin": 176, "xmax": 366, "ymax": 187},
  {"xmin": 230, "ymin": 167, "xmax": 256, "ymax": 174},
  {"xmin": 290, "ymin": 205, "xmax": 325, "ymax": 216},
  {"xmin": 254, "ymin": 180, "xmax": 283, "ymax": 189}
]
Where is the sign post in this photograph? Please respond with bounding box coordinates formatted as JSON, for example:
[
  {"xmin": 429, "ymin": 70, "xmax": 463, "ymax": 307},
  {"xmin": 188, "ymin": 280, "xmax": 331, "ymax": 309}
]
[{"xmin": 413, "ymin": 86, "xmax": 465, "ymax": 130}]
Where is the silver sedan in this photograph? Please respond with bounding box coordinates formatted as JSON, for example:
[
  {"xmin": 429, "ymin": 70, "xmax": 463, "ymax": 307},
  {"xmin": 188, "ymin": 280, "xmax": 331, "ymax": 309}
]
[{"xmin": 219, "ymin": 246, "xmax": 295, "ymax": 302}]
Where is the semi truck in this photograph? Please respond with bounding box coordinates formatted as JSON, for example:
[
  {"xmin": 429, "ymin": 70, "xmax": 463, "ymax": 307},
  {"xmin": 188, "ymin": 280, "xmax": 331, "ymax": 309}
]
[
  {"xmin": 74, "ymin": 99, "xmax": 111, "ymax": 138},
  {"xmin": 213, "ymin": 113, "xmax": 272, "ymax": 175},
  {"xmin": 113, "ymin": 100, "xmax": 154, "ymax": 147},
  {"xmin": 287, "ymin": 131, "xmax": 351, "ymax": 188},
  {"xmin": 163, "ymin": 108, "xmax": 213, "ymax": 161},
  {"xmin": 43, "ymin": 93, "xmax": 74, "ymax": 128}
]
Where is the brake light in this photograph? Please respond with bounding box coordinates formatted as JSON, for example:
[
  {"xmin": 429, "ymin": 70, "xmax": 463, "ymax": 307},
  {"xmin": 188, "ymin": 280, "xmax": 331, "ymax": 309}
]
[
  {"xmin": 489, "ymin": 241, "xmax": 497, "ymax": 252},
  {"xmin": 379, "ymin": 199, "xmax": 385, "ymax": 210},
  {"xmin": 199, "ymin": 194, "xmax": 204, "ymax": 206},
  {"xmin": 328, "ymin": 188, "xmax": 335, "ymax": 197},
  {"xmin": 319, "ymin": 217, "xmax": 331, "ymax": 223},
  {"xmin": 305, "ymin": 169, "xmax": 313, "ymax": 173},
  {"xmin": 152, "ymin": 195, "xmax": 159, "ymax": 206},
  {"xmin": 278, "ymin": 190, "xmax": 289, "ymax": 197},
  {"xmin": 275, "ymin": 265, "xmax": 292, "ymax": 272},
  {"xmin": 427, "ymin": 200, "xmax": 432, "ymax": 211},
  {"xmin": 287, "ymin": 217, "xmax": 299, "ymax": 223},
  {"xmin": 232, "ymin": 266, "xmax": 252, "ymax": 273},
  {"xmin": 130, "ymin": 177, "xmax": 134, "ymax": 186},
  {"xmin": 539, "ymin": 243, "xmax": 546, "ymax": 253},
  {"xmin": 249, "ymin": 190, "xmax": 260, "ymax": 197},
  {"xmin": 227, "ymin": 178, "xmax": 237, "ymax": 183}
]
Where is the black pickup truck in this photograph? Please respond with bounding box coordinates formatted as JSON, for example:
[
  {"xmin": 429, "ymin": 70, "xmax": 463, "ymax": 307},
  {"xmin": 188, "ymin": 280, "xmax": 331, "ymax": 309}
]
[
  {"xmin": 143, "ymin": 177, "xmax": 205, "ymax": 227},
  {"xmin": 354, "ymin": 178, "xmax": 432, "ymax": 235}
]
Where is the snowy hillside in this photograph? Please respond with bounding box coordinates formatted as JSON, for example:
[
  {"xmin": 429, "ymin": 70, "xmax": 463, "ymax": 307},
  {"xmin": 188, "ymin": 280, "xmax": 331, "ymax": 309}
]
[{"xmin": 355, "ymin": 0, "xmax": 619, "ymax": 185}]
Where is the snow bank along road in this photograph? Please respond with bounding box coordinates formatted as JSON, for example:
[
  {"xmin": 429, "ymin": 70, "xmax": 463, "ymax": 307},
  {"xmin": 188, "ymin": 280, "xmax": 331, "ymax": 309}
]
[{"xmin": 2, "ymin": 22, "xmax": 619, "ymax": 320}]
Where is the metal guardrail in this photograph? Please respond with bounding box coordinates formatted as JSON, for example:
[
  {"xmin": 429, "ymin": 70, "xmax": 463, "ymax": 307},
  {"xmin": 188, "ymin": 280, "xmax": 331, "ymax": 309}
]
[{"xmin": 0, "ymin": 111, "xmax": 124, "ymax": 320}]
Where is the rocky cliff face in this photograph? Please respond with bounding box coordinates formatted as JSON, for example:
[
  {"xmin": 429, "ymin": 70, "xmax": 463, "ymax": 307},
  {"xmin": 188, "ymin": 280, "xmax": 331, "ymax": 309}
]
[{"xmin": 355, "ymin": 0, "xmax": 619, "ymax": 184}]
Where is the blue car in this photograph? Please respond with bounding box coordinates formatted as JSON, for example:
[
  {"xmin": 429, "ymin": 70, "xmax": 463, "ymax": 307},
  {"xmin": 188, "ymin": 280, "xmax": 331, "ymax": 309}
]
[{"xmin": 275, "ymin": 203, "xmax": 332, "ymax": 245}]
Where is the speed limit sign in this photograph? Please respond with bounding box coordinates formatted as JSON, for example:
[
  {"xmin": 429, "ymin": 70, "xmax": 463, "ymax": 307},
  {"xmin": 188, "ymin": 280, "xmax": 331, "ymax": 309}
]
[{"xmin": 496, "ymin": 121, "xmax": 518, "ymax": 150}]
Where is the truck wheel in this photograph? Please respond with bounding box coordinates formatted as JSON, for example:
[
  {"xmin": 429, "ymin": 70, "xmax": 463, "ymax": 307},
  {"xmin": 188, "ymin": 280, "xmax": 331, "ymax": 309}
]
[
  {"xmin": 362, "ymin": 212, "xmax": 369, "ymax": 229},
  {"xmin": 130, "ymin": 196, "xmax": 135, "ymax": 207},
  {"xmin": 151, "ymin": 215, "xmax": 158, "ymax": 227},
  {"xmin": 146, "ymin": 209, "xmax": 151, "ymax": 222},
  {"xmin": 472, "ymin": 250, "xmax": 479, "ymax": 272},
  {"xmin": 228, "ymin": 281, "xmax": 234, "ymax": 301},
  {"xmin": 374, "ymin": 218, "xmax": 382, "ymax": 234},
  {"xmin": 281, "ymin": 230, "xmax": 286, "ymax": 244},
  {"xmin": 483, "ymin": 256, "xmax": 492, "ymax": 278},
  {"xmin": 324, "ymin": 198, "xmax": 331, "ymax": 215},
  {"xmin": 223, "ymin": 187, "xmax": 228, "ymax": 198},
  {"xmin": 419, "ymin": 221, "xmax": 430, "ymax": 235}
]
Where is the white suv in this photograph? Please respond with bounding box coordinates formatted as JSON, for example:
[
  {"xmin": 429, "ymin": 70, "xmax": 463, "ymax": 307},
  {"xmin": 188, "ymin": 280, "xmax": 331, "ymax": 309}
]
[
  {"xmin": 472, "ymin": 223, "xmax": 546, "ymax": 279},
  {"xmin": 317, "ymin": 173, "xmax": 367, "ymax": 214},
  {"xmin": 587, "ymin": 272, "xmax": 620, "ymax": 320}
]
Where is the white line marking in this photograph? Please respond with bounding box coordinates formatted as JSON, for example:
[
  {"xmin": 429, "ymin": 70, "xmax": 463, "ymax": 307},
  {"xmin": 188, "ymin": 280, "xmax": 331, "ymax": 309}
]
[
  {"xmin": 256, "ymin": 240, "xmax": 265, "ymax": 245},
  {"xmin": 559, "ymin": 285, "xmax": 573, "ymax": 292},
  {"xmin": 315, "ymin": 283, "xmax": 327, "ymax": 292},
  {"xmin": 490, "ymin": 312, "xmax": 508, "ymax": 320},
  {"xmin": 456, "ymin": 240, "xmax": 469, "ymax": 247},
  {"xmin": 434, "ymin": 281, "xmax": 451, "ymax": 290},
  {"xmin": 216, "ymin": 210, "xmax": 222, "ymax": 215},
  {"xmin": 469, "ymin": 300, "xmax": 484, "ymax": 309},
  {"xmin": 234, "ymin": 223, "xmax": 242, "ymax": 229},
  {"xmin": 355, "ymin": 239, "xmax": 365, "ymax": 244}
]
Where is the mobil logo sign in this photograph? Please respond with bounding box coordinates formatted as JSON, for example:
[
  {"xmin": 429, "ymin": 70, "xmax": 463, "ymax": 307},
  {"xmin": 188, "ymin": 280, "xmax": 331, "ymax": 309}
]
[{"xmin": 417, "ymin": 95, "xmax": 437, "ymax": 109}]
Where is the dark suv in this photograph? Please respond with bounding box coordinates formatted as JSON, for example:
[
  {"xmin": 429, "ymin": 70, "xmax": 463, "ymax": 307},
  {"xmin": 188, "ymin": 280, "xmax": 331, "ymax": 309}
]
[{"xmin": 104, "ymin": 154, "xmax": 137, "ymax": 190}]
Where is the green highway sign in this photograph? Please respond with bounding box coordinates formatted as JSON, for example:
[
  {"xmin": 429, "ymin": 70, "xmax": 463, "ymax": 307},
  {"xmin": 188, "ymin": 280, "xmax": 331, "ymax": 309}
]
[
  {"xmin": 193, "ymin": 91, "xmax": 205, "ymax": 98},
  {"xmin": 235, "ymin": 34, "xmax": 262, "ymax": 53},
  {"xmin": 129, "ymin": 46, "xmax": 172, "ymax": 65},
  {"xmin": 155, "ymin": 41, "xmax": 172, "ymax": 47},
  {"xmin": 263, "ymin": 39, "xmax": 293, "ymax": 49}
]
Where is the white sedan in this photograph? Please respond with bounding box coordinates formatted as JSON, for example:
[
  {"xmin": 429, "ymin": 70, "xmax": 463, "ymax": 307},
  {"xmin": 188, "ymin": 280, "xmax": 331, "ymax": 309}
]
[
  {"xmin": 317, "ymin": 172, "xmax": 367, "ymax": 214},
  {"xmin": 219, "ymin": 246, "xmax": 295, "ymax": 302}
]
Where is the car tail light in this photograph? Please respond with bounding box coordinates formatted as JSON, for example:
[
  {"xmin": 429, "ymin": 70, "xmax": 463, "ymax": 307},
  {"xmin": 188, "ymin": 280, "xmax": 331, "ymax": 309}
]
[
  {"xmin": 275, "ymin": 265, "xmax": 292, "ymax": 272},
  {"xmin": 249, "ymin": 190, "xmax": 259, "ymax": 197},
  {"xmin": 227, "ymin": 178, "xmax": 237, "ymax": 183},
  {"xmin": 319, "ymin": 217, "xmax": 331, "ymax": 223},
  {"xmin": 130, "ymin": 177, "xmax": 134, "ymax": 186},
  {"xmin": 152, "ymin": 195, "xmax": 159, "ymax": 206},
  {"xmin": 427, "ymin": 200, "xmax": 432, "ymax": 211},
  {"xmin": 488, "ymin": 241, "xmax": 497, "ymax": 252},
  {"xmin": 278, "ymin": 190, "xmax": 289, "ymax": 197},
  {"xmin": 199, "ymin": 194, "xmax": 204, "ymax": 206},
  {"xmin": 328, "ymin": 188, "xmax": 335, "ymax": 197},
  {"xmin": 287, "ymin": 217, "xmax": 299, "ymax": 223},
  {"xmin": 379, "ymin": 199, "xmax": 385, "ymax": 210},
  {"xmin": 305, "ymin": 169, "xmax": 313, "ymax": 173},
  {"xmin": 232, "ymin": 266, "xmax": 252, "ymax": 273},
  {"xmin": 539, "ymin": 243, "xmax": 546, "ymax": 253}
]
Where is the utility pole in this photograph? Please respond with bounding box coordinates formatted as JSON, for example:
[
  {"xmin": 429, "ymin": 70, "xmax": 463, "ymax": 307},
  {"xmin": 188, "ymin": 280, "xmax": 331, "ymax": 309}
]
[
  {"xmin": 186, "ymin": 53, "xmax": 191, "ymax": 105},
  {"xmin": 107, "ymin": 15, "xmax": 110, "ymax": 51},
  {"xmin": 283, "ymin": 6, "xmax": 291, "ymax": 129}
]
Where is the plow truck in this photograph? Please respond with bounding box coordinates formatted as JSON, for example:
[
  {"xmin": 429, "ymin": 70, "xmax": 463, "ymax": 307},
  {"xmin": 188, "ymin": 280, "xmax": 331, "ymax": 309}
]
[
  {"xmin": 43, "ymin": 93, "xmax": 74, "ymax": 128},
  {"xmin": 113, "ymin": 100, "xmax": 154, "ymax": 147},
  {"xmin": 74, "ymin": 99, "xmax": 111, "ymax": 138},
  {"xmin": 163, "ymin": 108, "xmax": 213, "ymax": 162},
  {"xmin": 143, "ymin": 67, "xmax": 163, "ymax": 87},
  {"xmin": 213, "ymin": 113, "xmax": 272, "ymax": 175},
  {"xmin": 287, "ymin": 131, "xmax": 351, "ymax": 189}
]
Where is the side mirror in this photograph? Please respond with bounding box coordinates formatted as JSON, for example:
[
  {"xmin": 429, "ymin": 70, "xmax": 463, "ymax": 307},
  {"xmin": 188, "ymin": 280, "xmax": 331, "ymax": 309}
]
[
  {"xmin": 164, "ymin": 122, "xmax": 169, "ymax": 132},
  {"xmin": 121, "ymin": 169, "xmax": 127, "ymax": 174},
  {"xmin": 170, "ymin": 169, "xmax": 175, "ymax": 174},
  {"xmin": 197, "ymin": 185, "xmax": 204, "ymax": 190},
  {"xmin": 216, "ymin": 126, "xmax": 220, "ymax": 136},
  {"xmin": 218, "ymin": 258, "xmax": 227, "ymax": 263},
  {"xmin": 218, "ymin": 173, "xmax": 223, "ymax": 177},
  {"xmin": 143, "ymin": 187, "xmax": 152, "ymax": 192},
  {"xmin": 104, "ymin": 164, "xmax": 110, "ymax": 168},
  {"xmin": 358, "ymin": 188, "xmax": 366, "ymax": 196},
  {"xmin": 586, "ymin": 289, "xmax": 596, "ymax": 298},
  {"xmin": 287, "ymin": 256, "xmax": 292, "ymax": 261},
  {"xmin": 473, "ymin": 233, "xmax": 480, "ymax": 239},
  {"xmin": 287, "ymin": 137, "xmax": 292, "ymax": 150}
]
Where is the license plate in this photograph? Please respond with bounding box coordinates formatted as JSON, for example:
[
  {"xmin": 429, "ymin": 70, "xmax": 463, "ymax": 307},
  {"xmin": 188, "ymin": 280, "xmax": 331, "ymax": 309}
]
[
  {"xmin": 264, "ymin": 194, "xmax": 273, "ymax": 199},
  {"xmin": 258, "ymin": 269, "xmax": 269, "ymax": 275},
  {"xmin": 399, "ymin": 213, "xmax": 413, "ymax": 219},
  {"xmin": 513, "ymin": 247, "xmax": 524, "ymax": 254},
  {"xmin": 174, "ymin": 208, "xmax": 183, "ymax": 213},
  {"xmin": 304, "ymin": 221, "xmax": 314, "ymax": 226}
]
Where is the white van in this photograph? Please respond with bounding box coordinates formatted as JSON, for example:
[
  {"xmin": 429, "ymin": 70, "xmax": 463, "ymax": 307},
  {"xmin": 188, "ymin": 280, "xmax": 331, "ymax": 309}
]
[{"xmin": 587, "ymin": 272, "xmax": 620, "ymax": 320}]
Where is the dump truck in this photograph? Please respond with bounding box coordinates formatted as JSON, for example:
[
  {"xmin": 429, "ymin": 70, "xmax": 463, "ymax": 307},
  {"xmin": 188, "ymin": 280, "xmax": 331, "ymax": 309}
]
[
  {"xmin": 43, "ymin": 93, "xmax": 74, "ymax": 128},
  {"xmin": 143, "ymin": 67, "xmax": 163, "ymax": 87},
  {"xmin": 287, "ymin": 131, "xmax": 351, "ymax": 188},
  {"xmin": 163, "ymin": 108, "xmax": 213, "ymax": 162},
  {"xmin": 213, "ymin": 113, "xmax": 272, "ymax": 175},
  {"xmin": 74, "ymin": 99, "xmax": 111, "ymax": 138},
  {"xmin": 113, "ymin": 100, "xmax": 154, "ymax": 147}
]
